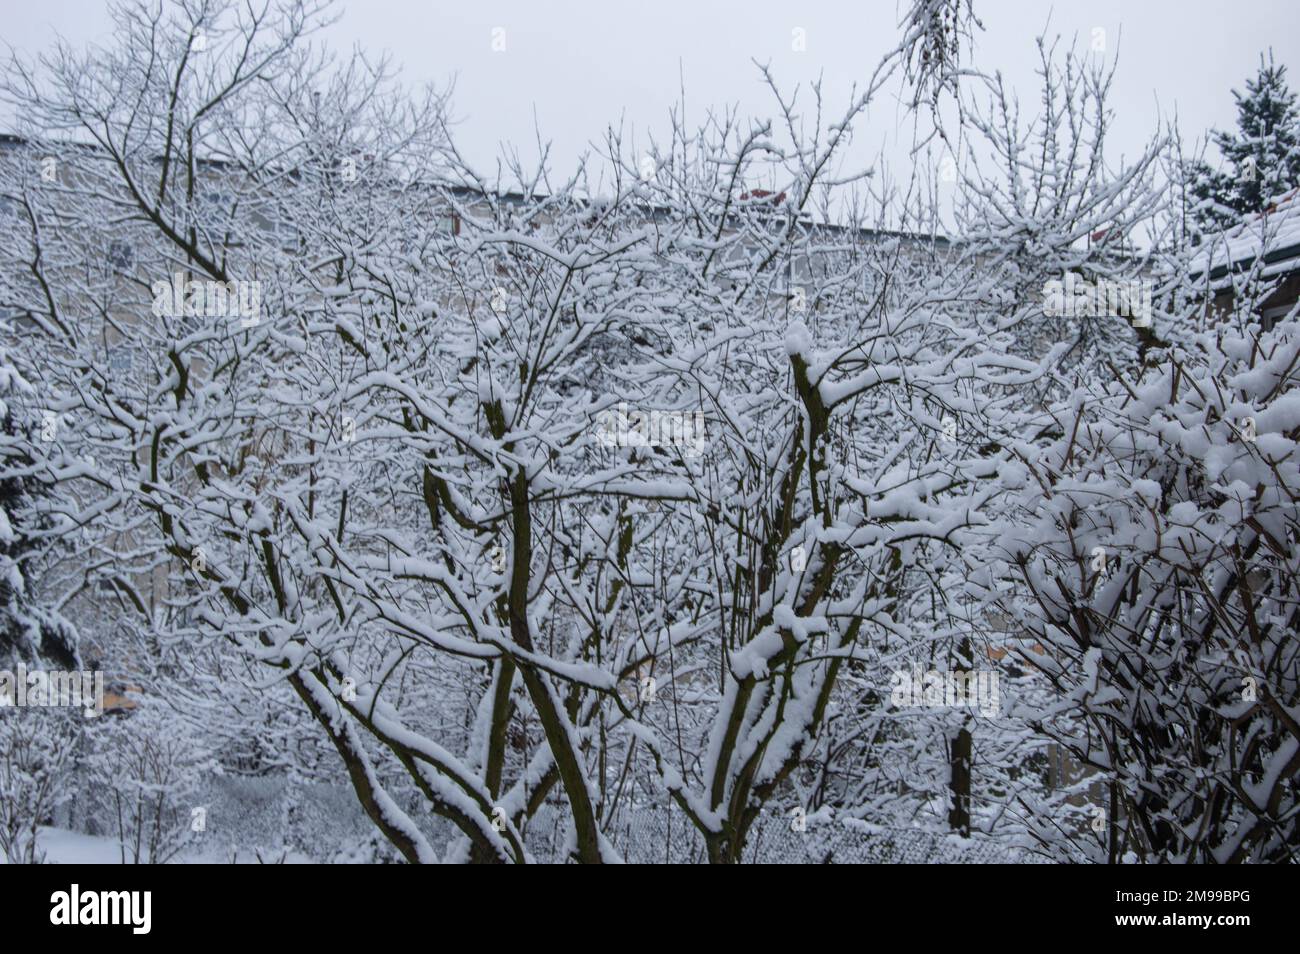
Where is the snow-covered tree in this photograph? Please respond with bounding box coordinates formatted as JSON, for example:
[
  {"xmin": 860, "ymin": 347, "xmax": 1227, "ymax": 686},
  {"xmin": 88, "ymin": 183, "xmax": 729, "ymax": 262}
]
[
  {"xmin": 0, "ymin": 340, "xmax": 79, "ymax": 669},
  {"xmin": 1188, "ymin": 52, "xmax": 1300, "ymax": 232},
  {"xmin": 7, "ymin": 0, "xmax": 1284, "ymax": 867}
]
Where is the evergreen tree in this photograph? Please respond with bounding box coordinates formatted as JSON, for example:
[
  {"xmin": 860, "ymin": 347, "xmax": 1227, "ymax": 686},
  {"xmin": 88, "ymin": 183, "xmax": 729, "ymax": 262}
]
[
  {"xmin": 1188, "ymin": 51, "xmax": 1300, "ymax": 231},
  {"xmin": 0, "ymin": 346, "xmax": 78, "ymax": 670}
]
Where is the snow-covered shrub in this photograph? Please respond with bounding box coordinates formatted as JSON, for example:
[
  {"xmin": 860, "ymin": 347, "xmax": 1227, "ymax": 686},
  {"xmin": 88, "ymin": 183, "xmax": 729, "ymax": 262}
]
[
  {"xmin": 984, "ymin": 319, "xmax": 1300, "ymax": 861},
  {"xmin": 0, "ymin": 709, "xmax": 79, "ymax": 863},
  {"xmin": 83, "ymin": 705, "xmax": 213, "ymax": 863}
]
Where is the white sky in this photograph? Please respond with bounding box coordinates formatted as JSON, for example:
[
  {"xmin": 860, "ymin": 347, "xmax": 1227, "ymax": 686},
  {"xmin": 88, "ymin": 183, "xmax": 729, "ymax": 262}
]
[{"xmin": 5, "ymin": 1, "xmax": 1299, "ymax": 205}]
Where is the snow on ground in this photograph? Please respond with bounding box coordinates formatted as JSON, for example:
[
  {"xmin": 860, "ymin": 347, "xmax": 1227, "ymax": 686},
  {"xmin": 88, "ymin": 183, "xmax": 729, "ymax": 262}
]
[{"xmin": 25, "ymin": 827, "xmax": 316, "ymax": 864}]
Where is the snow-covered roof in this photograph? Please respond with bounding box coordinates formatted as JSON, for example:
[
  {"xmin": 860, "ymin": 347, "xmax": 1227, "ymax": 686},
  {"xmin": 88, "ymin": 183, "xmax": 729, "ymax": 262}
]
[
  {"xmin": 1, "ymin": 132, "xmax": 953, "ymax": 248},
  {"xmin": 1190, "ymin": 188, "xmax": 1300, "ymax": 283}
]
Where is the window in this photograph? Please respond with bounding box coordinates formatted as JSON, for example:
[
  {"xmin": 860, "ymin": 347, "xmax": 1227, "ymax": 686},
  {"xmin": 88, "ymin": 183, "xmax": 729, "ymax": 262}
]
[
  {"xmin": 1262, "ymin": 300, "xmax": 1295, "ymax": 331},
  {"xmin": 108, "ymin": 240, "xmax": 134, "ymax": 270},
  {"xmin": 108, "ymin": 344, "xmax": 135, "ymax": 375}
]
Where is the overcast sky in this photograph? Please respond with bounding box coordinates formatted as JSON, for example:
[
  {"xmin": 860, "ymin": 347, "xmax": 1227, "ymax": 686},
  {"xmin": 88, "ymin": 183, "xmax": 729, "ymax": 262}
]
[{"xmin": 6, "ymin": 1, "xmax": 1299, "ymax": 200}]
